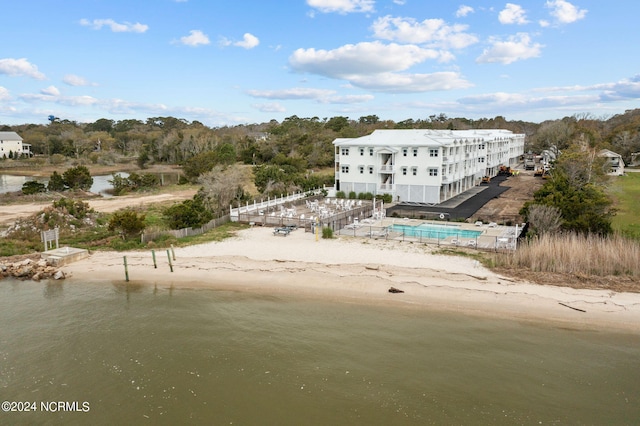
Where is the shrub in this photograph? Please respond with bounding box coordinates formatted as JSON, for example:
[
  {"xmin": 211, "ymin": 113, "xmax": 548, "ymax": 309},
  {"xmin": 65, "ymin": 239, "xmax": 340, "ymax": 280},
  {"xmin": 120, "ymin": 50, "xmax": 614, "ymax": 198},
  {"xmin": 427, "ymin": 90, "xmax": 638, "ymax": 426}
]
[
  {"xmin": 336, "ymin": 191, "xmax": 346, "ymax": 199},
  {"xmin": 53, "ymin": 198, "xmax": 92, "ymax": 220},
  {"xmin": 163, "ymin": 193, "xmax": 213, "ymax": 229},
  {"xmin": 63, "ymin": 165, "xmax": 93, "ymax": 190},
  {"xmin": 108, "ymin": 209, "xmax": 146, "ymax": 240},
  {"xmin": 322, "ymin": 227, "xmax": 334, "ymax": 239},
  {"xmin": 47, "ymin": 171, "xmax": 65, "ymax": 192},
  {"xmin": 22, "ymin": 181, "xmax": 46, "ymax": 195}
]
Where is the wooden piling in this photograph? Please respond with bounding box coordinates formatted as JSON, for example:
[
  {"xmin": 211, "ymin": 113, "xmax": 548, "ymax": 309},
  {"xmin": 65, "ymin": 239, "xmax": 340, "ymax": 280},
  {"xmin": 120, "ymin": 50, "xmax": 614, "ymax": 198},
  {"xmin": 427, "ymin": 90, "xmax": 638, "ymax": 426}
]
[
  {"xmin": 123, "ymin": 256, "xmax": 129, "ymax": 282},
  {"xmin": 167, "ymin": 250, "xmax": 173, "ymax": 272}
]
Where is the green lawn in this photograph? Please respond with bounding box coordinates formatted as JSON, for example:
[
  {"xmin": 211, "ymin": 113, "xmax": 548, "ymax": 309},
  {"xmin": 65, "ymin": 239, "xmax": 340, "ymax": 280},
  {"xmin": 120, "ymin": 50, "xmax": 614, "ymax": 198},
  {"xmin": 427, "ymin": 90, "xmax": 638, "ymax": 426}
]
[{"xmin": 609, "ymin": 171, "xmax": 640, "ymax": 238}]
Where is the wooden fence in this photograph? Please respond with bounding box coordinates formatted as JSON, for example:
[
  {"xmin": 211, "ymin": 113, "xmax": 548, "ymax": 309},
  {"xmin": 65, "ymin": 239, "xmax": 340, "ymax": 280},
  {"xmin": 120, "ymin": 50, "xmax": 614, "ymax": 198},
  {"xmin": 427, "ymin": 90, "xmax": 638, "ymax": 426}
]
[{"xmin": 141, "ymin": 215, "xmax": 230, "ymax": 243}]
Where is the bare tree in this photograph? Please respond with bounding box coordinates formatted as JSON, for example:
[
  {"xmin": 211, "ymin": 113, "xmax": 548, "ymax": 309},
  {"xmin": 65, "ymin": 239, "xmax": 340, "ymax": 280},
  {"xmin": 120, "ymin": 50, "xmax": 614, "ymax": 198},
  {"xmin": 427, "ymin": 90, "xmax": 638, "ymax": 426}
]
[
  {"xmin": 527, "ymin": 204, "xmax": 562, "ymax": 235},
  {"xmin": 198, "ymin": 165, "xmax": 248, "ymax": 215}
]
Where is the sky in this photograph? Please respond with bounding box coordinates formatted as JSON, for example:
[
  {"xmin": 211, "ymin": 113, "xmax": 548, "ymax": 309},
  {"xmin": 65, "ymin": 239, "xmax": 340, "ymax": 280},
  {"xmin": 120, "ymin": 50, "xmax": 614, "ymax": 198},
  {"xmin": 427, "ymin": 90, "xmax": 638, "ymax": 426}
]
[{"xmin": 1, "ymin": 0, "xmax": 639, "ymax": 127}]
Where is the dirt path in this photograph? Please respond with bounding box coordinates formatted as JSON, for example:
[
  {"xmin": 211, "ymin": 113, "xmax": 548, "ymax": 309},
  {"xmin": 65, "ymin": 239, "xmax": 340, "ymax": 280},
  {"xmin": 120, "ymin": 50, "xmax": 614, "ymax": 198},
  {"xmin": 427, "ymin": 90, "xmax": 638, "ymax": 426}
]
[
  {"xmin": 0, "ymin": 189, "xmax": 197, "ymax": 227},
  {"xmin": 471, "ymin": 171, "xmax": 544, "ymax": 223}
]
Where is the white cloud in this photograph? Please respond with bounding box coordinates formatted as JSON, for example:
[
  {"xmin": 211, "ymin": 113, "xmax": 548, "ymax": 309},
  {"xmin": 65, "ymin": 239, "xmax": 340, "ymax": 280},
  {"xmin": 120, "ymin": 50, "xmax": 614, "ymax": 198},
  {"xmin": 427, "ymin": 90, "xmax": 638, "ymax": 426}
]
[
  {"xmin": 306, "ymin": 0, "xmax": 375, "ymax": 14},
  {"xmin": 179, "ymin": 30, "xmax": 211, "ymax": 47},
  {"xmin": 79, "ymin": 18, "xmax": 148, "ymax": 33},
  {"xmin": 41, "ymin": 86, "xmax": 60, "ymax": 96},
  {"xmin": 63, "ymin": 74, "xmax": 96, "ymax": 87},
  {"xmin": 247, "ymin": 88, "xmax": 337, "ymax": 100},
  {"xmin": 253, "ymin": 103, "xmax": 286, "ymax": 113},
  {"xmin": 456, "ymin": 5, "xmax": 474, "ymax": 18},
  {"xmin": 346, "ymin": 72, "xmax": 473, "ymax": 93},
  {"xmin": 499, "ymin": 3, "xmax": 529, "ymax": 25},
  {"xmin": 20, "ymin": 93, "xmax": 99, "ymax": 106},
  {"xmin": 392, "ymin": 0, "xmax": 406, "ymax": 5},
  {"xmin": 231, "ymin": 33, "xmax": 260, "ymax": 49},
  {"xmin": 545, "ymin": 0, "xmax": 587, "ymax": 24},
  {"xmin": 371, "ymin": 16, "xmax": 478, "ymax": 49},
  {"xmin": 326, "ymin": 94, "xmax": 375, "ymax": 104},
  {"xmin": 289, "ymin": 41, "xmax": 472, "ymax": 93},
  {"xmin": 0, "ymin": 58, "xmax": 46, "ymax": 80},
  {"xmin": 290, "ymin": 41, "xmax": 445, "ymax": 78},
  {"xmin": 0, "ymin": 86, "xmax": 11, "ymax": 101},
  {"xmin": 476, "ymin": 33, "xmax": 543, "ymax": 64}
]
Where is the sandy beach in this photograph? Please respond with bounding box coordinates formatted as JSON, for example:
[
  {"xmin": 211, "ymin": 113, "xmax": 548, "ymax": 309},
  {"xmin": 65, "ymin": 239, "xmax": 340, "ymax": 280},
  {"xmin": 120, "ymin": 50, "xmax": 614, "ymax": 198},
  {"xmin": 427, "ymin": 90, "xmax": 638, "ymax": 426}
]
[{"xmin": 62, "ymin": 226, "xmax": 640, "ymax": 333}]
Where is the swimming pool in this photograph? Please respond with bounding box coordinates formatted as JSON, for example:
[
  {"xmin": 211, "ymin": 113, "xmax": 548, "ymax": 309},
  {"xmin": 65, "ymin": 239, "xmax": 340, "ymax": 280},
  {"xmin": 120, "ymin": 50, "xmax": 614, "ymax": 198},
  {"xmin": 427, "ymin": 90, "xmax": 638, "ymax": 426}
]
[{"xmin": 390, "ymin": 223, "xmax": 482, "ymax": 240}]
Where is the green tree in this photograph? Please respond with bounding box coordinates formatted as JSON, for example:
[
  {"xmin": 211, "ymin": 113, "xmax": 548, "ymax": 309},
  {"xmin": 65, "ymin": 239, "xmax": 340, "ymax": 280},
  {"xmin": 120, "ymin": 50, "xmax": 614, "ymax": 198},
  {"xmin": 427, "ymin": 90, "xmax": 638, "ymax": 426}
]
[
  {"xmin": 63, "ymin": 165, "xmax": 93, "ymax": 190},
  {"xmin": 182, "ymin": 151, "xmax": 218, "ymax": 182},
  {"xmin": 521, "ymin": 148, "xmax": 615, "ymax": 236},
  {"xmin": 47, "ymin": 171, "xmax": 65, "ymax": 192},
  {"xmin": 108, "ymin": 209, "xmax": 146, "ymax": 240},
  {"xmin": 163, "ymin": 193, "xmax": 213, "ymax": 229},
  {"xmin": 22, "ymin": 181, "xmax": 46, "ymax": 195}
]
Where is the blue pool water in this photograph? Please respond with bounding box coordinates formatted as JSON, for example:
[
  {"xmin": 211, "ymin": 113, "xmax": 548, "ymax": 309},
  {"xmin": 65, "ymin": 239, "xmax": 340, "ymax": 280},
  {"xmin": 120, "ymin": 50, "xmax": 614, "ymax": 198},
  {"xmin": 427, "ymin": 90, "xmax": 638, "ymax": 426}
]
[{"xmin": 391, "ymin": 223, "xmax": 482, "ymax": 240}]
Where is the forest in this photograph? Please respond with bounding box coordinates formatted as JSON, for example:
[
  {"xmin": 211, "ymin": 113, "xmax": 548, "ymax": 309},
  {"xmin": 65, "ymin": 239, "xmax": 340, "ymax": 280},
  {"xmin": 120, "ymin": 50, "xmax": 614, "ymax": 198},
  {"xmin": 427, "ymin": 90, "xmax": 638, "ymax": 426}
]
[{"xmin": 4, "ymin": 110, "xmax": 640, "ymax": 173}]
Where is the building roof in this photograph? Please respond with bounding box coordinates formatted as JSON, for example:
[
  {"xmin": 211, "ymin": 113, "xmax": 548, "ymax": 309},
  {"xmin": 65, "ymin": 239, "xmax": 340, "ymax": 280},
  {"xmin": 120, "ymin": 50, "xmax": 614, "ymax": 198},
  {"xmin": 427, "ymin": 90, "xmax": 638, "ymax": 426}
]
[
  {"xmin": 333, "ymin": 129, "xmax": 522, "ymax": 147},
  {"xmin": 0, "ymin": 131, "xmax": 22, "ymax": 141}
]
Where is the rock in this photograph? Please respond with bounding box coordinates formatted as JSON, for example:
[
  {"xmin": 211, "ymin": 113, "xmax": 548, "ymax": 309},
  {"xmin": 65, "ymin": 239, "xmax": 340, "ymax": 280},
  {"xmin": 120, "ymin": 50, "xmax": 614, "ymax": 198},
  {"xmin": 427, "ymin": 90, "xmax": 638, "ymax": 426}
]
[
  {"xmin": 53, "ymin": 270, "xmax": 66, "ymax": 280},
  {"xmin": 388, "ymin": 287, "xmax": 404, "ymax": 294},
  {"xmin": 14, "ymin": 266, "xmax": 34, "ymax": 277}
]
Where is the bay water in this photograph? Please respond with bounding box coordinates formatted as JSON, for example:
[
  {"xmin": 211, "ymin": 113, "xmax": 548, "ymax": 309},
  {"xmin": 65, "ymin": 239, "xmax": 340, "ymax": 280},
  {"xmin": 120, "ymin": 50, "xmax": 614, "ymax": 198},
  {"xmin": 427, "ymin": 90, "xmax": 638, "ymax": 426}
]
[{"xmin": 1, "ymin": 279, "xmax": 638, "ymax": 425}]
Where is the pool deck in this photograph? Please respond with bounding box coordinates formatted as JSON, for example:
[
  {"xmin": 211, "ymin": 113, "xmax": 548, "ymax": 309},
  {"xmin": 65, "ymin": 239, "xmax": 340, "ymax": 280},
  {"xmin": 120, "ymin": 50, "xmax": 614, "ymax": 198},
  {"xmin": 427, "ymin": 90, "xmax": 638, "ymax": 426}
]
[{"xmin": 339, "ymin": 217, "xmax": 522, "ymax": 250}]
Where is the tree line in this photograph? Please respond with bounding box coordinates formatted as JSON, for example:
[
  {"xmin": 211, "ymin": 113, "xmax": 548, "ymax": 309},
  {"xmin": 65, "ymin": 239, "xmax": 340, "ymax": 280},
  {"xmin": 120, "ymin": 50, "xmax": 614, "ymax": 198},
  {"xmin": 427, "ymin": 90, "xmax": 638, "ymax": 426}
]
[{"xmin": 4, "ymin": 110, "xmax": 640, "ymax": 237}]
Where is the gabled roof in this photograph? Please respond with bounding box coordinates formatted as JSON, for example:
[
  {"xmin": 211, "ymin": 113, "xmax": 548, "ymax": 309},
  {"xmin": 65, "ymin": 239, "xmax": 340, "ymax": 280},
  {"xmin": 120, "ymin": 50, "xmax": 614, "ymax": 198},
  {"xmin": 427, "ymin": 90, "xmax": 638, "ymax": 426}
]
[
  {"xmin": 598, "ymin": 149, "xmax": 622, "ymax": 158},
  {"xmin": 0, "ymin": 131, "xmax": 22, "ymax": 141},
  {"xmin": 332, "ymin": 129, "xmax": 522, "ymax": 147}
]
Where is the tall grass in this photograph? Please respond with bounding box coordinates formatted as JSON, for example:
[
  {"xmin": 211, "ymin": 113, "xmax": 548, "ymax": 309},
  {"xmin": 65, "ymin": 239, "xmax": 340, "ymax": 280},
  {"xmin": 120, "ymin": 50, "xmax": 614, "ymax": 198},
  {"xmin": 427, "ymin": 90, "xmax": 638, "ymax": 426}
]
[
  {"xmin": 609, "ymin": 172, "xmax": 640, "ymax": 239},
  {"xmin": 498, "ymin": 233, "xmax": 640, "ymax": 277}
]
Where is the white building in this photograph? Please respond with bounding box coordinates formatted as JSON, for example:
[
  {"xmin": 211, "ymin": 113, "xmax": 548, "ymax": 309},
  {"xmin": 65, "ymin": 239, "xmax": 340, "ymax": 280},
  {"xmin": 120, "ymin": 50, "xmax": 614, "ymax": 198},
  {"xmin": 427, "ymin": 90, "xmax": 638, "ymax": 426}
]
[
  {"xmin": 599, "ymin": 149, "xmax": 625, "ymax": 176},
  {"xmin": 0, "ymin": 131, "xmax": 31, "ymax": 158},
  {"xmin": 333, "ymin": 129, "xmax": 525, "ymax": 204}
]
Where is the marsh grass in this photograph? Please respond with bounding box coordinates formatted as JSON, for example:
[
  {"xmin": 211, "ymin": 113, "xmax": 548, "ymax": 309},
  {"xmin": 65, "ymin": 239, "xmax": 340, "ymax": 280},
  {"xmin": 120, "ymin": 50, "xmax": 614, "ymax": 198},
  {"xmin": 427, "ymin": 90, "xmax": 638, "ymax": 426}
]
[{"xmin": 497, "ymin": 233, "xmax": 640, "ymax": 277}]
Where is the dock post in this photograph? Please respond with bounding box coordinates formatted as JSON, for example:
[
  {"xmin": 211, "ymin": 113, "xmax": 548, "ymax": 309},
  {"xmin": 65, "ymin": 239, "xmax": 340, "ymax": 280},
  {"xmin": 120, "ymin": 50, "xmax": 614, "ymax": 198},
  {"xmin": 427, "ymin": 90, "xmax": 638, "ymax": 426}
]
[
  {"xmin": 167, "ymin": 250, "xmax": 173, "ymax": 272},
  {"xmin": 152, "ymin": 250, "xmax": 157, "ymax": 269},
  {"xmin": 123, "ymin": 256, "xmax": 129, "ymax": 282}
]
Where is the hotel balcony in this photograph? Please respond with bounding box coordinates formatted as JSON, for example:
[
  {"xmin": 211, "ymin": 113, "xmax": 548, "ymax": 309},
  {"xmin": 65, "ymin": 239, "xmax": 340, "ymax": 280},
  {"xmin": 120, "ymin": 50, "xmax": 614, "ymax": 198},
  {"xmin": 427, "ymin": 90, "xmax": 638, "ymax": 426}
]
[
  {"xmin": 378, "ymin": 183, "xmax": 395, "ymax": 192},
  {"xmin": 379, "ymin": 165, "xmax": 395, "ymax": 173}
]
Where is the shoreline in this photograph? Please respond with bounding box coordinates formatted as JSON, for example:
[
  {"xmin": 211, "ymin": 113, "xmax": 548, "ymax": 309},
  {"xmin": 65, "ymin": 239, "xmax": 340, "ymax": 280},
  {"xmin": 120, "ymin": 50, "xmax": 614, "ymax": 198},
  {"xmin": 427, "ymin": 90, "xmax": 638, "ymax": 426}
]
[{"xmin": 61, "ymin": 227, "xmax": 640, "ymax": 333}]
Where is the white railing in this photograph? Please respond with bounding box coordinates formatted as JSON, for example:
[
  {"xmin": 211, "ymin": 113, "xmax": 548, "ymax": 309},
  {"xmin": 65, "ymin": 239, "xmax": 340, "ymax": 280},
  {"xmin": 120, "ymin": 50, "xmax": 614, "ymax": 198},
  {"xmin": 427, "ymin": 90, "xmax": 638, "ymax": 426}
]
[{"xmin": 230, "ymin": 188, "xmax": 326, "ymax": 221}]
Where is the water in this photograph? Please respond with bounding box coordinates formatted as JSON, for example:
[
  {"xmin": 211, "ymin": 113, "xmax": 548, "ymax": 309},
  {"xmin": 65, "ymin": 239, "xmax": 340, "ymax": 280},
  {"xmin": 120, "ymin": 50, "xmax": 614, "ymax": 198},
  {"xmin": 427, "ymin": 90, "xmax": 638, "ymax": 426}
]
[
  {"xmin": 391, "ymin": 223, "xmax": 482, "ymax": 240},
  {"xmin": 0, "ymin": 172, "xmax": 180, "ymax": 197},
  {"xmin": 0, "ymin": 280, "xmax": 639, "ymax": 425},
  {"xmin": 0, "ymin": 174, "xmax": 119, "ymax": 196}
]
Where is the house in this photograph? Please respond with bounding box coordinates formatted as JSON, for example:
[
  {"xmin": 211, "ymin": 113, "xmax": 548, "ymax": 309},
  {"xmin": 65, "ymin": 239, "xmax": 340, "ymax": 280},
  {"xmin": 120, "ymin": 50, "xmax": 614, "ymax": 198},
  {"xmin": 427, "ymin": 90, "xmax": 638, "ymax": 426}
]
[
  {"xmin": 333, "ymin": 129, "xmax": 525, "ymax": 204},
  {"xmin": 0, "ymin": 131, "xmax": 31, "ymax": 158},
  {"xmin": 599, "ymin": 149, "xmax": 625, "ymax": 176}
]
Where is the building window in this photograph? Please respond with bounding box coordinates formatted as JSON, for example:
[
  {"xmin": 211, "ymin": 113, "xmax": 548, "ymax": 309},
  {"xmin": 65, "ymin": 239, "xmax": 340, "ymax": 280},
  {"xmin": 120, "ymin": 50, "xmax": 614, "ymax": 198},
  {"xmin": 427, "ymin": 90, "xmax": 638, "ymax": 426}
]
[
  {"xmin": 359, "ymin": 148, "xmax": 364, "ymax": 156},
  {"xmin": 341, "ymin": 165, "xmax": 350, "ymax": 173},
  {"xmin": 359, "ymin": 166, "xmax": 364, "ymax": 174},
  {"xmin": 402, "ymin": 148, "xmax": 408, "ymax": 157},
  {"xmin": 368, "ymin": 166, "xmax": 374, "ymax": 174},
  {"xmin": 479, "ymin": 157, "xmax": 485, "ymax": 163},
  {"xmin": 429, "ymin": 168, "xmax": 438, "ymax": 176},
  {"xmin": 429, "ymin": 148, "xmax": 438, "ymax": 157},
  {"xmin": 479, "ymin": 143, "xmax": 485, "ymax": 150},
  {"xmin": 412, "ymin": 167, "xmax": 417, "ymax": 176},
  {"xmin": 402, "ymin": 167, "xmax": 407, "ymax": 175},
  {"xmin": 413, "ymin": 148, "xmax": 418, "ymax": 157},
  {"xmin": 369, "ymin": 148, "xmax": 374, "ymax": 156},
  {"xmin": 341, "ymin": 148, "xmax": 350, "ymax": 156}
]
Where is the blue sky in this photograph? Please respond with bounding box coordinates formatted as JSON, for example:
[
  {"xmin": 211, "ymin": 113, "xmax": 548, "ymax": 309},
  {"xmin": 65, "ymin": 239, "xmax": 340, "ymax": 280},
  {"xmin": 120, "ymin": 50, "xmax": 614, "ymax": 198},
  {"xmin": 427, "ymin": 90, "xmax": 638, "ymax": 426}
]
[{"xmin": 1, "ymin": 0, "xmax": 639, "ymax": 126}]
